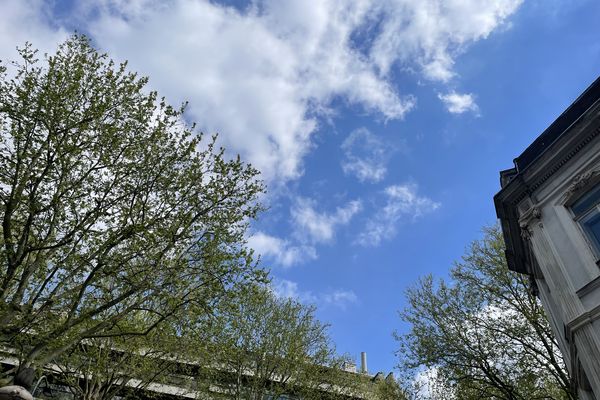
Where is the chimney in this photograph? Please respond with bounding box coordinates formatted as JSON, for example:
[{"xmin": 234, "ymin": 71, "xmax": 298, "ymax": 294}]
[{"xmin": 360, "ymin": 352, "xmax": 368, "ymax": 374}]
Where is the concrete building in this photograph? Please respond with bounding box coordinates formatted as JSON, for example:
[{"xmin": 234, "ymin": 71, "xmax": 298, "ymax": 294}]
[
  {"xmin": 495, "ymin": 76, "xmax": 600, "ymax": 399},
  {"xmin": 0, "ymin": 349, "xmax": 389, "ymax": 400}
]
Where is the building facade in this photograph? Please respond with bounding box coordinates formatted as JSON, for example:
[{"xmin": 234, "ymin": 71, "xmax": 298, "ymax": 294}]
[
  {"xmin": 0, "ymin": 349, "xmax": 389, "ymax": 400},
  {"xmin": 495, "ymin": 76, "xmax": 600, "ymax": 399}
]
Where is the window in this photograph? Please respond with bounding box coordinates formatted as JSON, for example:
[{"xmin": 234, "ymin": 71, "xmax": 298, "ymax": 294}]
[{"xmin": 572, "ymin": 184, "xmax": 600, "ymax": 256}]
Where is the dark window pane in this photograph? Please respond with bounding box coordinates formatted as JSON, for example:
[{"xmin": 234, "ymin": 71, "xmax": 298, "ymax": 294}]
[
  {"xmin": 582, "ymin": 212, "xmax": 600, "ymax": 252},
  {"xmin": 572, "ymin": 185, "xmax": 600, "ymax": 216}
]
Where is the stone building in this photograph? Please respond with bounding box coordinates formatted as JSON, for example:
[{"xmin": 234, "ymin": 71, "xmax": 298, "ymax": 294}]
[{"xmin": 495, "ymin": 76, "xmax": 600, "ymax": 399}]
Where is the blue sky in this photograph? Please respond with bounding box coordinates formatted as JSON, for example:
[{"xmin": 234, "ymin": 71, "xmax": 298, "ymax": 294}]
[{"xmin": 2, "ymin": 0, "xmax": 600, "ymax": 376}]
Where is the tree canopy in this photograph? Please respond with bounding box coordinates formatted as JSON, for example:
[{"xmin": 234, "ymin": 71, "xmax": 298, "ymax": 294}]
[
  {"xmin": 0, "ymin": 35, "xmax": 265, "ymax": 384},
  {"xmin": 37, "ymin": 283, "xmax": 361, "ymax": 400},
  {"xmin": 397, "ymin": 226, "xmax": 574, "ymax": 400},
  {"xmin": 193, "ymin": 285, "xmax": 356, "ymax": 400}
]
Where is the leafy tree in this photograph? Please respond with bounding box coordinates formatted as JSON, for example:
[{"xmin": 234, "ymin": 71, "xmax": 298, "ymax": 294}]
[
  {"xmin": 373, "ymin": 375, "xmax": 407, "ymax": 400},
  {"xmin": 0, "ymin": 35, "xmax": 264, "ymax": 386},
  {"xmin": 193, "ymin": 285, "xmax": 355, "ymax": 400},
  {"xmin": 397, "ymin": 226, "xmax": 574, "ymax": 400},
  {"xmin": 46, "ymin": 286, "xmax": 356, "ymax": 400},
  {"xmin": 53, "ymin": 318, "xmax": 187, "ymax": 400}
]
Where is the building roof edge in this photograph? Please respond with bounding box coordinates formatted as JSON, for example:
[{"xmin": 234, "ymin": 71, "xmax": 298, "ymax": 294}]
[{"xmin": 515, "ymin": 76, "xmax": 600, "ymax": 173}]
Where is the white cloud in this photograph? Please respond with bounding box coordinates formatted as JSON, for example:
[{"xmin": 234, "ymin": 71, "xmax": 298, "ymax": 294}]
[
  {"xmin": 322, "ymin": 289, "xmax": 358, "ymax": 310},
  {"xmin": 370, "ymin": 0, "xmax": 523, "ymax": 82},
  {"xmin": 291, "ymin": 198, "xmax": 362, "ymax": 243},
  {"xmin": 341, "ymin": 127, "xmax": 391, "ymax": 183},
  {"xmin": 79, "ymin": 0, "xmax": 413, "ymax": 184},
  {"xmin": 273, "ymin": 279, "xmax": 358, "ymax": 310},
  {"xmin": 247, "ymin": 231, "xmax": 317, "ymax": 268},
  {"xmin": 248, "ymin": 198, "xmax": 362, "ymax": 268},
  {"xmin": 272, "ymin": 279, "xmax": 318, "ymax": 303},
  {"xmin": 0, "ymin": 0, "xmax": 523, "ymax": 187},
  {"xmin": 438, "ymin": 91, "xmax": 479, "ymax": 114},
  {"xmin": 0, "ymin": 0, "xmax": 67, "ymax": 62},
  {"xmin": 358, "ymin": 183, "xmax": 440, "ymax": 246}
]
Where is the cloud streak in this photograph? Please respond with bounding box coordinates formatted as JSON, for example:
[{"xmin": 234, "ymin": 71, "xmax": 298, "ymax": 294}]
[
  {"xmin": 273, "ymin": 279, "xmax": 358, "ymax": 310},
  {"xmin": 247, "ymin": 231, "xmax": 317, "ymax": 268},
  {"xmin": 358, "ymin": 183, "xmax": 440, "ymax": 246},
  {"xmin": 341, "ymin": 127, "xmax": 392, "ymax": 183},
  {"xmin": 292, "ymin": 198, "xmax": 363, "ymax": 243}
]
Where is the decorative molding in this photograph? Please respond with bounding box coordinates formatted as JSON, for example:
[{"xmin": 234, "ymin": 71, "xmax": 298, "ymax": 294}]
[
  {"xmin": 559, "ymin": 169, "xmax": 600, "ymax": 205},
  {"xmin": 519, "ymin": 206, "xmax": 541, "ymax": 230},
  {"xmin": 512, "ymin": 125, "xmax": 600, "ymax": 205},
  {"xmin": 566, "ymin": 302, "xmax": 600, "ymax": 335},
  {"xmin": 565, "ymin": 302, "xmax": 600, "ymax": 393},
  {"xmin": 529, "ymin": 126, "xmax": 600, "ymax": 193},
  {"xmin": 576, "ymin": 275, "xmax": 600, "ymax": 299},
  {"xmin": 568, "ymin": 171, "xmax": 597, "ymax": 194}
]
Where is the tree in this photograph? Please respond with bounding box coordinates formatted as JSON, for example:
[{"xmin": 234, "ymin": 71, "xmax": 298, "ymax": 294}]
[
  {"xmin": 193, "ymin": 285, "xmax": 355, "ymax": 400},
  {"xmin": 53, "ymin": 318, "xmax": 187, "ymax": 400},
  {"xmin": 373, "ymin": 375, "xmax": 407, "ymax": 400},
  {"xmin": 397, "ymin": 226, "xmax": 574, "ymax": 400},
  {"xmin": 0, "ymin": 35, "xmax": 265, "ymax": 386},
  {"xmin": 45, "ymin": 285, "xmax": 355, "ymax": 400}
]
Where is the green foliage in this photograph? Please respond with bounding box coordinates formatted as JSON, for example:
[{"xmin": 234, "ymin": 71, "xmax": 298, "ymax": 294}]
[
  {"xmin": 0, "ymin": 35, "xmax": 359, "ymax": 400},
  {"xmin": 193, "ymin": 285, "xmax": 354, "ymax": 400},
  {"xmin": 54, "ymin": 332, "xmax": 179, "ymax": 400},
  {"xmin": 0, "ymin": 35, "xmax": 265, "ymax": 377},
  {"xmin": 374, "ymin": 376, "xmax": 407, "ymax": 400},
  {"xmin": 397, "ymin": 226, "xmax": 574, "ymax": 400}
]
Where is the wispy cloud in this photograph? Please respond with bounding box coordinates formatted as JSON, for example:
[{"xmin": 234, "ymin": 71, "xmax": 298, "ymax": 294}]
[
  {"xmin": 291, "ymin": 197, "xmax": 362, "ymax": 243},
  {"xmin": 272, "ymin": 279, "xmax": 318, "ymax": 303},
  {"xmin": 249, "ymin": 198, "xmax": 362, "ymax": 268},
  {"xmin": 341, "ymin": 127, "xmax": 393, "ymax": 183},
  {"xmin": 438, "ymin": 91, "xmax": 479, "ymax": 114},
  {"xmin": 322, "ymin": 289, "xmax": 358, "ymax": 310},
  {"xmin": 273, "ymin": 279, "xmax": 358, "ymax": 310},
  {"xmin": 371, "ymin": 0, "xmax": 523, "ymax": 82},
  {"xmin": 358, "ymin": 183, "xmax": 440, "ymax": 246},
  {"xmin": 247, "ymin": 231, "xmax": 317, "ymax": 268}
]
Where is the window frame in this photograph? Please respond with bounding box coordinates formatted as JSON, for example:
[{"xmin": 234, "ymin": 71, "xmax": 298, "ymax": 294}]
[
  {"xmin": 573, "ymin": 204, "xmax": 600, "ymax": 256},
  {"xmin": 569, "ymin": 180, "xmax": 600, "ymax": 260}
]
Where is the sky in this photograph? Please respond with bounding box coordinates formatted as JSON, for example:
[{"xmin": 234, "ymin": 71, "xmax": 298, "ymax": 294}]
[{"xmin": 1, "ymin": 0, "xmax": 600, "ymax": 376}]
